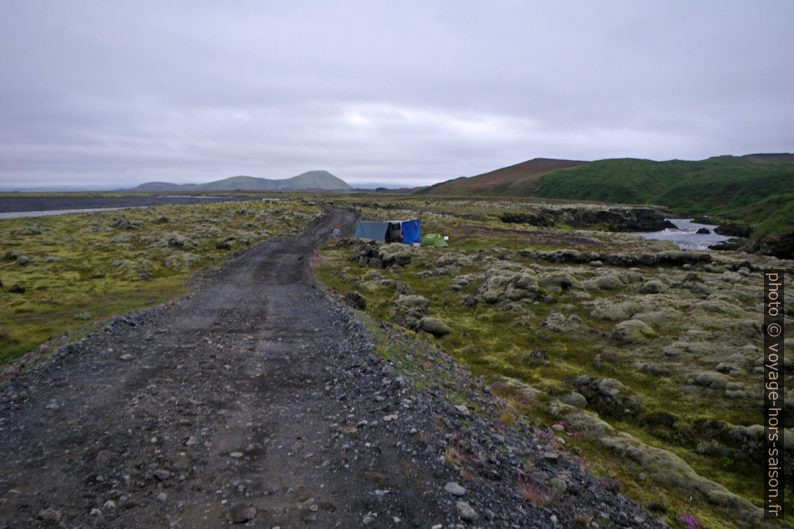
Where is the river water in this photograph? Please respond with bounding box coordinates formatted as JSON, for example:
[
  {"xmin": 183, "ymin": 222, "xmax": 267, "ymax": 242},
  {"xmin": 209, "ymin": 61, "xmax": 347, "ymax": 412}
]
[
  {"xmin": 0, "ymin": 207, "xmax": 131, "ymax": 220},
  {"xmin": 636, "ymin": 218, "xmax": 733, "ymax": 250}
]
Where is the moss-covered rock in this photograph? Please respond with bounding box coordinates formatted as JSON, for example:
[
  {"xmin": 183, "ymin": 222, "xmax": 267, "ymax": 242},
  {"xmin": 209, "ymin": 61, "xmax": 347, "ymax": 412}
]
[
  {"xmin": 164, "ymin": 252, "xmax": 201, "ymax": 270},
  {"xmin": 379, "ymin": 243, "xmax": 416, "ymax": 267},
  {"xmin": 572, "ymin": 375, "xmax": 644, "ymax": 418},
  {"xmin": 611, "ymin": 319, "xmax": 656, "ymax": 344},
  {"xmin": 639, "ymin": 279, "xmax": 666, "ymax": 294},
  {"xmin": 419, "ymin": 317, "xmax": 452, "ymax": 337},
  {"xmin": 392, "ymin": 294, "xmax": 430, "ymax": 329}
]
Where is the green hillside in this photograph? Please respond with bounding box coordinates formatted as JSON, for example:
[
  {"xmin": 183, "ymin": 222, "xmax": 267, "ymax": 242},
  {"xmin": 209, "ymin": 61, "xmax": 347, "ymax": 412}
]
[{"xmin": 534, "ymin": 156, "xmax": 794, "ymax": 237}]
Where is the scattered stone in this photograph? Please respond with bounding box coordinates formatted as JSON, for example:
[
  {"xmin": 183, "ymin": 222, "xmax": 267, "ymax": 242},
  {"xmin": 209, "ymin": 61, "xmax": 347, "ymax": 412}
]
[
  {"xmin": 227, "ymin": 503, "xmax": 256, "ymax": 524},
  {"xmin": 362, "ymin": 511, "xmax": 378, "ymax": 524},
  {"xmin": 36, "ymin": 508, "xmax": 63, "ymax": 523},
  {"xmin": 156, "ymin": 492, "xmax": 168, "ymax": 502},
  {"xmin": 119, "ymin": 354, "xmax": 133, "ymax": 361},
  {"xmin": 550, "ymin": 477, "xmax": 567, "ymax": 493},
  {"xmin": 559, "ymin": 392, "xmax": 588, "ymax": 408},
  {"xmin": 153, "ymin": 469, "xmax": 171, "ymax": 480},
  {"xmin": 9, "ymin": 284, "xmax": 26, "ymax": 294},
  {"xmin": 456, "ymin": 501, "xmax": 478, "ymax": 521},
  {"xmin": 453, "ymin": 404, "xmax": 470, "ymax": 417},
  {"xmin": 444, "ymin": 482, "xmax": 467, "ymax": 496}
]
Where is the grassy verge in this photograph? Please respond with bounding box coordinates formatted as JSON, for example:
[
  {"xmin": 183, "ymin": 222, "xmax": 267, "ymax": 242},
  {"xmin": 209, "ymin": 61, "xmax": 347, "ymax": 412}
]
[{"xmin": 0, "ymin": 199, "xmax": 320, "ymax": 364}]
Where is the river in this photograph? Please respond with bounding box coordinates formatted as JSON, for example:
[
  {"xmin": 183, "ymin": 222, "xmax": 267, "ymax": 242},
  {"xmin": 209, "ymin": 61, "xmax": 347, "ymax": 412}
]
[{"xmin": 636, "ymin": 218, "xmax": 733, "ymax": 250}]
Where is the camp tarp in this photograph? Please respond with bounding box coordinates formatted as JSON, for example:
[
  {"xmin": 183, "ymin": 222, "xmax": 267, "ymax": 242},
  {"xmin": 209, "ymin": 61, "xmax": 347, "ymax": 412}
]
[
  {"xmin": 356, "ymin": 219, "xmax": 422, "ymax": 244},
  {"xmin": 355, "ymin": 220, "xmax": 389, "ymax": 242},
  {"xmin": 400, "ymin": 219, "xmax": 422, "ymax": 244},
  {"xmin": 421, "ymin": 233, "xmax": 448, "ymax": 247},
  {"xmin": 386, "ymin": 222, "xmax": 403, "ymax": 243}
]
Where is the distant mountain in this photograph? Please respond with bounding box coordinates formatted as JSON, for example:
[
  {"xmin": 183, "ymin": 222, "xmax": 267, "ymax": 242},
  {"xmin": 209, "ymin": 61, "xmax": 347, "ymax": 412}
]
[
  {"xmin": 131, "ymin": 170, "xmax": 351, "ymax": 192},
  {"xmin": 419, "ymin": 158, "xmax": 586, "ymax": 195}
]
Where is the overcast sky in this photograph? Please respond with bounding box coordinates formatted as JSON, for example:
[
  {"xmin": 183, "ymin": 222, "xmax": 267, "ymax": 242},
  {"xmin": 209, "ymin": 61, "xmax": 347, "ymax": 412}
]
[{"xmin": 1, "ymin": 1, "xmax": 792, "ymax": 188}]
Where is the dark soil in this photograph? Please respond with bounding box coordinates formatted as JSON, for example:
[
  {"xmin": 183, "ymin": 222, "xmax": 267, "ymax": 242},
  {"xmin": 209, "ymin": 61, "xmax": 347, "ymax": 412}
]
[{"xmin": 0, "ymin": 210, "xmax": 666, "ymax": 529}]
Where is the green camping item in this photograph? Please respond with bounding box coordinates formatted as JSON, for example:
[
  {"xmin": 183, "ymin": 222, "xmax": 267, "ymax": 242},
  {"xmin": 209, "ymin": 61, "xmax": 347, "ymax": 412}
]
[{"xmin": 421, "ymin": 233, "xmax": 448, "ymax": 247}]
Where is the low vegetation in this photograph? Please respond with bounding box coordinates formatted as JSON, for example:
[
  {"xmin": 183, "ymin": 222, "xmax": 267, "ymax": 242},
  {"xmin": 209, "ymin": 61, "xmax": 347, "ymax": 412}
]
[
  {"xmin": 316, "ymin": 197, "xmax": 793, "ymax": 529},
  {"xmin": 0, "ymin": 199, "xmax": 320, "ymax": 364},
  {"xmin": 535, "ymin": 156, "xmax": 794, "ymax": 238}
]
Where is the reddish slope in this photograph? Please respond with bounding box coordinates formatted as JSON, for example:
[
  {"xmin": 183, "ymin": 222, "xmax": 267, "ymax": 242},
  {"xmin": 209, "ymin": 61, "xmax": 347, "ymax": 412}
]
[{"xmin": 423, "ymin": 157, "xmax": 587, "ymax": 195}]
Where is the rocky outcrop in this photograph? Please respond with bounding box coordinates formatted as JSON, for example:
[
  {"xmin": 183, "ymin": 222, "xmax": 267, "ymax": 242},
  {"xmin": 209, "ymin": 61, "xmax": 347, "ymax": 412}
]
[
  {"xmin": 392, "ymin": 294, "xmax": 430, "ymax": 329},
  {"xmin": 571, "ymin": 375, "xmax": 644, "ymax": 419},
  {"xmin": 745, "ymin": 233, "xmax": 794, "ymax": 260},
  {"xmin": 714, "ymin": 222, "xmax": 753, "ymax": 238},
  {"xmin": 505, "ymin": 379, "xmax": 767, "ymax": 525},
  {"xmin": 478, "ymin": 262, "xmax": 547, "ymax": 304},
  {"xmin": 355, "ymin": 243, "xmax": 417, "ymax": 268},
  {"xmin": 344, "ymin": 291, "xmax": 367, "ymax": 310},
  {"xmin": 611, "ymin": 320, "xmax": 656, "ymax": 344},
  {"xmin": 379, "ymin": 243, "xmax": 416, "ymax": 267},
  {"xmin": 500, "ymin": 207, "xmax": 675, "ymax": 232},
  {"xmin": 519, "ymin": 249, "xmax": 712, "ymax": 268}
]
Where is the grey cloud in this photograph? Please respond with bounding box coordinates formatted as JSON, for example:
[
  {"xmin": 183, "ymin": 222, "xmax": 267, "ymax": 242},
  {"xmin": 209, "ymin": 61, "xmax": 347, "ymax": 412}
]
[{"xmin": 1, "ymin": 0, "xmax": 792, "ymax": 188}]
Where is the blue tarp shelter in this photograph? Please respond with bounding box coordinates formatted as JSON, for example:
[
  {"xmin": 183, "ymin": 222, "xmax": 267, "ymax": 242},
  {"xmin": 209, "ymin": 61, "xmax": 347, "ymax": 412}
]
[
  {"xmin": 400, "ymin": 219, "xmax": 421, "ymax": 244},
  {"xmin": 354, "ymin": 221, "xmax": 389, "ymax": 242},
  {"xmin": 355, "ymin": 219, "xmax": 421, "ymax": 243}
]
